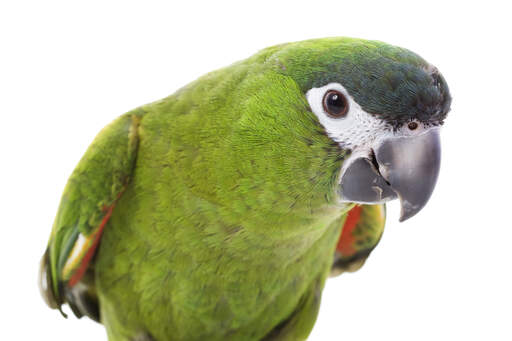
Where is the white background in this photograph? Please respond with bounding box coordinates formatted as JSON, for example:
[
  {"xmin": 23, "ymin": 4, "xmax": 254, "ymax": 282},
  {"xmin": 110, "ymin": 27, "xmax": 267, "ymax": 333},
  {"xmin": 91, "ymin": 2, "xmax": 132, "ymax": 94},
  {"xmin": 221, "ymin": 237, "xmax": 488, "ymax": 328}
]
[{"xmin": 1, "ymin": 1, "xmax": 511, "ymax": 340}]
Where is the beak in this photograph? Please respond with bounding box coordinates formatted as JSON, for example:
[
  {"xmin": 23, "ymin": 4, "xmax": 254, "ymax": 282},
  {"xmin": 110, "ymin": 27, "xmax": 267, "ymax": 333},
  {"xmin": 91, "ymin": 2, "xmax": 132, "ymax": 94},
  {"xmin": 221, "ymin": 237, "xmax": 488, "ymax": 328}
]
[{"xmin": 339, "ymin": 128, "xmax": 441, "ymax": 222}]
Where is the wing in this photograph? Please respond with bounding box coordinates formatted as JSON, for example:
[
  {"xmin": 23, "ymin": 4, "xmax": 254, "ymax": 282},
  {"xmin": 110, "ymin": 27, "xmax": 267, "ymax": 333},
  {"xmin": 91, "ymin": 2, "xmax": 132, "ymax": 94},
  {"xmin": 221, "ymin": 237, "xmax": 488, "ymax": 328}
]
[
  {"xmin": 38, "ymin": 109, "xmax": 145, "ymax": 320},
  {"xmin": 330, "ymin": 204, "xmax": 386, "ymax": 276}
]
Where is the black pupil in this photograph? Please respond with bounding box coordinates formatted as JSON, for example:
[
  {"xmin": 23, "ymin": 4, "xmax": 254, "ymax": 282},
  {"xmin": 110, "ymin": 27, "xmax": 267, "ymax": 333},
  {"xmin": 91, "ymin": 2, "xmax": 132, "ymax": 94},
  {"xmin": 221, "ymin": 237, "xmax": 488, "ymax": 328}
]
[{"xmin": 326, "ymin": 92, "xmax": 346, "ymax": 115}]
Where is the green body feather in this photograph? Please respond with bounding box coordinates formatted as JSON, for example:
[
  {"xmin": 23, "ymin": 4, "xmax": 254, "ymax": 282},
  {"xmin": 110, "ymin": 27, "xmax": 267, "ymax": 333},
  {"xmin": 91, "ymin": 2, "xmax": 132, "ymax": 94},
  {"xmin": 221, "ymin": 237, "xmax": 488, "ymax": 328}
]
[{"xmin": 96, "ymin": 51, "xmax": 351, "ymax": 340}]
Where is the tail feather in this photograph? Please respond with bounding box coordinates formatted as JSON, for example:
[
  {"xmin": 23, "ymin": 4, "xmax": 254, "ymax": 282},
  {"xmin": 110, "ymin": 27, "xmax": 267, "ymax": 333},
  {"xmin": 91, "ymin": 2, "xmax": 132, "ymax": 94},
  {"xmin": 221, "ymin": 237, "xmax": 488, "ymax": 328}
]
[
  {"xmin": 38, "ymin": 248, "xmax": 100, "ymax": 322},
  {"xmin": 64, "ymin": 281, "xmax": 100, "ymax": 322},
  {"xmin": 38, "ymin": 249, "xmax": 62, "ymax": 310}
]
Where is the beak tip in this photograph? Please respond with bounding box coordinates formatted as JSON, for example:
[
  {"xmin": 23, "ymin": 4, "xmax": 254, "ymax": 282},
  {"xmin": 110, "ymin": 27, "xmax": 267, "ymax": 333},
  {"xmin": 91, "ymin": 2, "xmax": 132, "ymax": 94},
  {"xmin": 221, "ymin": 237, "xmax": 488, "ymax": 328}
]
[
  {"xmin": 398, "ymin": 201, "xmax": 424, "ymax": 222},
  {"xmin": 397, "ymin": 196, "xmax": 419, "ymax": 222},
  {"xmin": 398, "ymin": 213, "xmax": 412, "ymax": 223},
  {"xmin": 398, "ymin": 211, "xmax": 408, "ymax": 222}
]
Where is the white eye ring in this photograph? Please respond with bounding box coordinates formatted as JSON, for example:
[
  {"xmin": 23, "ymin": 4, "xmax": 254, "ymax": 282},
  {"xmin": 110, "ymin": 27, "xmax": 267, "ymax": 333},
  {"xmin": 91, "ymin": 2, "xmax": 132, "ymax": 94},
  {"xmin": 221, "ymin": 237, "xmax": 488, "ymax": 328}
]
[
  {"xmin": 307, "ymin": 83, "xmax": 353, "ymax": 121},
  {"xmin": 306, "ymin": 82, "xmax": 388, "ymax": 149},
  {"xmin": 306, "ymin": 83, "xmax": 357, "ymax": 145}
]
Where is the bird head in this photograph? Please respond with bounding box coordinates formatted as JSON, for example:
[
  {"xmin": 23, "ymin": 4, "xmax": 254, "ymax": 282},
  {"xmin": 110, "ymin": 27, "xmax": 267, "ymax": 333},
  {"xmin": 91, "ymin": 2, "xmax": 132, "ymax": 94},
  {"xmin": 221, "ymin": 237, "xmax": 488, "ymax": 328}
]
[{"xmin": 271, "ymin": 38, "xmax": 451, "ymax": 221}]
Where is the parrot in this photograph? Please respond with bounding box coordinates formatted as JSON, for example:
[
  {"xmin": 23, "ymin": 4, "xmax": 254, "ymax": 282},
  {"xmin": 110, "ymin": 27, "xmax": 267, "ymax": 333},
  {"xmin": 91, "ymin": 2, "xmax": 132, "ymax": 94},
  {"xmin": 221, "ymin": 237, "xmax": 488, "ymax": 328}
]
[{"xmin": 39, "ymin": 37, "xmax": 451, "ymax": 341}]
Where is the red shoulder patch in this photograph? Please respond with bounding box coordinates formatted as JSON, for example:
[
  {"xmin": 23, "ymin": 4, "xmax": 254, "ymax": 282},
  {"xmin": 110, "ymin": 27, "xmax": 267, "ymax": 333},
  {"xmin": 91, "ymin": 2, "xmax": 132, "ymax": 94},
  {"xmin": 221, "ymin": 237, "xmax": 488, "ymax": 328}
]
[{"xmin": 336, "ymin": 205, "xmax": 362, "ymax": 257}]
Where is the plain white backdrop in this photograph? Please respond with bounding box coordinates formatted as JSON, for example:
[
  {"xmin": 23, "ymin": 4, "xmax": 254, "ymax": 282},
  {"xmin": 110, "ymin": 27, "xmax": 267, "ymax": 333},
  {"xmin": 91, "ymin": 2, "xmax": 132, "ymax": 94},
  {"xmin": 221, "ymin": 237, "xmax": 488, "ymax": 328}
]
[{"xmin": 1, "ymin": 1, "xmax": 511, "ymax": 340}]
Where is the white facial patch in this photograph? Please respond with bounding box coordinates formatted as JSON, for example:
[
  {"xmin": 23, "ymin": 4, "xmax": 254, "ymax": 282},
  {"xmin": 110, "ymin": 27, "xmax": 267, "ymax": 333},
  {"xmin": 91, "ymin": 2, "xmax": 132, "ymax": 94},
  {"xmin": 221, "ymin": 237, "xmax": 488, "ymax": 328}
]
[{"xmin": 306, "ymin": 82, "xmax": 391, "ymax": 155}]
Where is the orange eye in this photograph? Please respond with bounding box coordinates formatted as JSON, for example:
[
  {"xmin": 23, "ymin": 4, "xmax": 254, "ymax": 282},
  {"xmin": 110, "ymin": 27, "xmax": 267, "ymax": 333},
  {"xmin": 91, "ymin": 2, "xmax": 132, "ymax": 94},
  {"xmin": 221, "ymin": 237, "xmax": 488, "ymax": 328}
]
[{"xmin": 322, "ymin": 90, "xmax": 349, "ymax": 118}]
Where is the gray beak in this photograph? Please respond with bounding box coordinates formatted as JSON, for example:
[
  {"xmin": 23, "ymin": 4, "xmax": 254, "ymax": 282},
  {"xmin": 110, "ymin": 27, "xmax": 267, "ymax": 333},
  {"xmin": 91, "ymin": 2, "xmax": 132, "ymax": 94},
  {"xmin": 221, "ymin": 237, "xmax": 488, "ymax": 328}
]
[{"xmin": 339, "ymin": 128, "xmax": 441, "ymax": 222}]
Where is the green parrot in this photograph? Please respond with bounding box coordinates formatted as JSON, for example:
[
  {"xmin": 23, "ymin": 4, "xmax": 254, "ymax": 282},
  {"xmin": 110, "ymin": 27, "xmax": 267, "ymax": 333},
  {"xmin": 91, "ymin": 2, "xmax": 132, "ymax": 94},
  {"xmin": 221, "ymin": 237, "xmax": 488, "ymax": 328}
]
[{"xmin": 39, "ymin": 37, "xmax": 451, "ymax": 341}]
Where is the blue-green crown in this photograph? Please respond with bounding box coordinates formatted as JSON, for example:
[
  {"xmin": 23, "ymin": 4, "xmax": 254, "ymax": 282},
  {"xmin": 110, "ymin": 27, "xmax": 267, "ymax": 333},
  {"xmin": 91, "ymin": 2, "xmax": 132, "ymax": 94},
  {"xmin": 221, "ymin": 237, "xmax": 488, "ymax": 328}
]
[{"xmin": 266, "ymin": 38, "xmax": 451, "ymax": 128}]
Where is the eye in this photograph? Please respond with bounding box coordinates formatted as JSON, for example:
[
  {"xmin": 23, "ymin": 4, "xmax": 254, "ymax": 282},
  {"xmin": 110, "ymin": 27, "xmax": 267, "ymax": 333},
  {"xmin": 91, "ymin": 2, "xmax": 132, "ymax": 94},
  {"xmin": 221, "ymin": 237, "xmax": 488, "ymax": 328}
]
[{"xmin": 322, "ymin": 90, "xmax": 349, "ymax": 118}]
